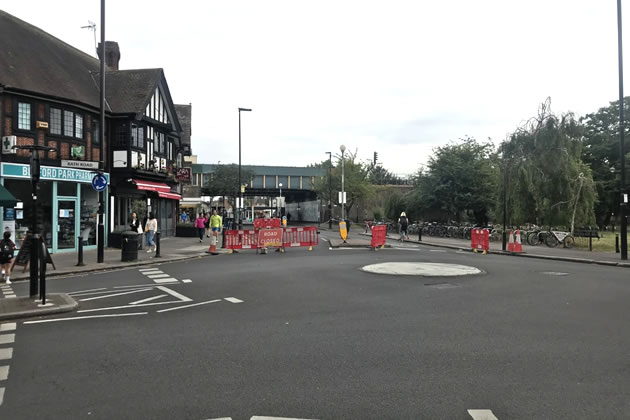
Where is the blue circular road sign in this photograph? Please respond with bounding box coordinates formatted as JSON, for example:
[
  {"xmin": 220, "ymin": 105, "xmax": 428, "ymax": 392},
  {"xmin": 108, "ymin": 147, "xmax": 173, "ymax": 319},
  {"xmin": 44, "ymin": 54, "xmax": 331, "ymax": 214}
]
[{"xmin": 92, "ymin": 174, "xmax": 108, "ymax": 192}]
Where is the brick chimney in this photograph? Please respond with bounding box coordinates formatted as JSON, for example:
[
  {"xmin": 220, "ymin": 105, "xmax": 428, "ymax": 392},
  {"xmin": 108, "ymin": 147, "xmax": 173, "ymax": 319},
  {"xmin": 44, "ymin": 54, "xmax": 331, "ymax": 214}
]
[{"xmin": 97, "ymin": 41, "xmax": 121, "ymax": 71}]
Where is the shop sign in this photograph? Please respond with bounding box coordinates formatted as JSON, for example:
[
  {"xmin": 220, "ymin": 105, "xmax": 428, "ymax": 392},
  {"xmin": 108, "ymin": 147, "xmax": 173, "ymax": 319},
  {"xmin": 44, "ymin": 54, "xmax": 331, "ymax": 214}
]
[
  {"xmin": 175, "ymin": 168, "xmax": 191, "ymax": 183},
  {"xmin": 71, "ymin": 145, "xmax": 85, "ymax": 159},
  {"xmin": 61, "ymin": 160, "xmax": 100, "ymax": 170},
  {"xmin": 1, "ymin": 162, "xmax": 109, "ymax": 183}
]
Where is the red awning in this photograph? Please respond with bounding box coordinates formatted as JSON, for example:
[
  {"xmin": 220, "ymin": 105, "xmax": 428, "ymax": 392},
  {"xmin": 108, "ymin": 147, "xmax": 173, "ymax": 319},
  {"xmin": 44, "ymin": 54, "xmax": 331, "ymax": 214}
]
[
  {"xmin": 131, "ymin": 179, "xmax": 171, "ymax": 193},
  {"xmin": 130, "ymin": 179, "xmax": 181, "ymax": 200},
  {"xmin": 158, "ymin": 191, "xmax": 182, "ymax": 200}
]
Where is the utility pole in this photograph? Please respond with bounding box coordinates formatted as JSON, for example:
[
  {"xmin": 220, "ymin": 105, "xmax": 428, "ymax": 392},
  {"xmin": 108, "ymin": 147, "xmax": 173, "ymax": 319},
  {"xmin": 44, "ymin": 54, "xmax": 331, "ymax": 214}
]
[
  {"xmin": 97, "ymin": 0, "xmax": 106, "ymax": 263},
  {"xmin": 617, "ymin": 0, "xmax": 627, "ymax": 260},
  {"xmin": 326, "ymin": 152, "xmax": 332, "ymax": 228}
]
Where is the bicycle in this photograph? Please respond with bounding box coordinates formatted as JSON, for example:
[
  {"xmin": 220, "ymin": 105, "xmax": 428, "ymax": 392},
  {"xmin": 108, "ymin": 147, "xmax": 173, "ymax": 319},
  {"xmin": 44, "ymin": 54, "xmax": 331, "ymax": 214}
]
[{"xmin": 544, "ymin": 230, "xmax": 575, "ymax": 248}]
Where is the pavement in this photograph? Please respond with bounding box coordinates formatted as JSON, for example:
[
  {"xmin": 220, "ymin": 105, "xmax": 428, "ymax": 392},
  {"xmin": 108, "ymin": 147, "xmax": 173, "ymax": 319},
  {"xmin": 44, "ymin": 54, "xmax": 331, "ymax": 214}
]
[{"xmin": 1, "ymin": 239, "xmax": 629, "ymax": 418}]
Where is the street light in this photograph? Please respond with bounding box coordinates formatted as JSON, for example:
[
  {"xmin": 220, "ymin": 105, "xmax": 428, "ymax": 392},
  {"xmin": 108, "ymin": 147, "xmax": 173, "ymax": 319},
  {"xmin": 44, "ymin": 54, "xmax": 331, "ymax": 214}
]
[
  {"xmin": 617, "ymin": 0, "xmax": 628, "ymax": 260},
  {"xmin": 326, "ymin": 151, "xmax": 332, "ymax": 228},
  {"xmin": 340, "ymin": 144, "xmax": 346, "ymax": 223},
  {"xmin": 238, "ymin": 107, "xmax": 252, "ymax": 229},
  {"xmin": 278, "ymin": 182, "xmax": 283, "ymax": 217}
]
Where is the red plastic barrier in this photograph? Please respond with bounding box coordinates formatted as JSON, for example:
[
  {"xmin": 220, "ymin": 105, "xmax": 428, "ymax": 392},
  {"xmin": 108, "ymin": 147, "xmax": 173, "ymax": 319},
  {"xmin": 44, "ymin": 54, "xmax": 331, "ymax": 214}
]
[
  {"xmin": 225, "ymin": 229, "xmax": 258, "ymax": 250},
  {"xmin": 282, "ymin": 226, "xmax": 319, "ymax": 249},
  {"xmin": 471, "ymin": 229, "xmax": 479, "ymax": 250},
  {"xmin": 253, "ymin": 218, "xmax": 282, "ymax": 229},
  {"xmin": 371, "ymin": 225, "xmax": 387, "ymax": 248},
  {"xmin": 471, "ymin": 228, "xmax": 489, "ymax": 252}
]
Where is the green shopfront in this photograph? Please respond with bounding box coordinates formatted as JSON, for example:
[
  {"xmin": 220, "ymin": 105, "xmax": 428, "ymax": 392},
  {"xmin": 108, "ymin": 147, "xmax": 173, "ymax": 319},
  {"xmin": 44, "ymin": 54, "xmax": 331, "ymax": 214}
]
[{"xmin": 0, "ymin": 162, "xmax": 109, "ymax": 254}]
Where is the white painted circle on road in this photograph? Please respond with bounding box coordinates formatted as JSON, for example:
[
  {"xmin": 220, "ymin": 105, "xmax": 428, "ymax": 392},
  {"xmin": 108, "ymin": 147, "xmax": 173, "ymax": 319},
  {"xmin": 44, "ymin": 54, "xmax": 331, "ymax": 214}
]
[{"xmin": 361, "ymin": 262, "xmax": 482, "ymax": 277}]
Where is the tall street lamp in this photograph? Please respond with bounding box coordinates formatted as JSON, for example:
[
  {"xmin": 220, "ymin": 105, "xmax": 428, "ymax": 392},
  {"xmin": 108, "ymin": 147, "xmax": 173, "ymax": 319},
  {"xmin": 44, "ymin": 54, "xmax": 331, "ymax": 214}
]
[
  {"xmin": 97, "ymin": 0, "xmax": 106, "ymax": 263},
  {"xmin": 617, "ymin": 0, "xmax": 628, "ymax": 260},
  {"xmin": 238, "ymin": 107, "xmax": 252, "ymax": 229},
  {"xmin": 278, "ymin": 182, "xmax": 283, "ymax": 217},
  {"xmin": 340, "ymin": 144, "xmax": 346, "ymax": 223},
  {"xmin": 326, "ymin": 151, "xmax": 332, "ymax": 228}
]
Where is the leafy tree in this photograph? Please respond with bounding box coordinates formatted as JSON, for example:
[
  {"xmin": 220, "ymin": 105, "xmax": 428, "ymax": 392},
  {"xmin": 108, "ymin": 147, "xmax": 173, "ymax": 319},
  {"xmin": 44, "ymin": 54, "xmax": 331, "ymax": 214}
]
[
  {"xmin": 313, "ymin": 150, "xmax": 374, "ymax": 217},
  {"xmin": 368, "ymin": 164, "xmax": 403, "ymax": 185},
  {"xmin": 202, "ymin": 164, "xmax": 254, "ymax": 197},
  {"xmin": 581, "ymin": 97, "xmax": 630, "ymax": 226},
  {"xmin": 407, "ymin": 136, "xmax": 498, "ymax": 224},
  {"xmin": 500, "ymin": 99, "xmax": 597, "ymax": 229}
]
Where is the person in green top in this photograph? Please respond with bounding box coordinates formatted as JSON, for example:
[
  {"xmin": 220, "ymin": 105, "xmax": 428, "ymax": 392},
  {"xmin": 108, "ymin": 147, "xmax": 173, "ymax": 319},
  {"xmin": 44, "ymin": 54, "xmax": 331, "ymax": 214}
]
[{"xmin": 210, "ymin": 209, "xmax": 222, "ymax": 233}]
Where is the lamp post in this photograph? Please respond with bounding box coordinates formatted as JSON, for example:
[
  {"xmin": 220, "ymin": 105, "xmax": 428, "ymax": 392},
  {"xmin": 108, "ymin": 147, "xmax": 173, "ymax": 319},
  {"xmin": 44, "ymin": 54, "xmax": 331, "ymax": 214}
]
[
  {"xmin": 617, "ymin": 0, "xmax": 628, "ymax": 260},
  {"xmin": 238, "ymin": 107, "xmax": 252, "ymax": 229},
  {"xmin": 502, "ymin": 147, "xmax": 508, "ymax": 252},
  {"xmin": 97, "ymin": 0, "xmax": 106, "ymax": 263},
  {"xmin": 326, "ymin": 152, "xmax": 332, "ymax": 228},
  {"xmin": 278, "ymin": 182, "xmax": 283, "ymax": 217},
  {"xmin": 340, "ymin": 145, "xmax": 346, "ymax": 223}
]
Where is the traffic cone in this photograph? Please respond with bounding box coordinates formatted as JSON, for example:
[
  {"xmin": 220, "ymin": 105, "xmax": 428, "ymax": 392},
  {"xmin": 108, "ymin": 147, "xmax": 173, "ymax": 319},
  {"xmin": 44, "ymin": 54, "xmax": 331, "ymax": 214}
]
[
  {"xmin": 513, "ymin": 229, "xmax": 524, "ymax": 253},
  {"xmin": 507, "ymin": 229, "xmax": 515, "ymax": 252},
  {"xmin": 207, "ymin": 232, "xmax": 218, "ymax": 255}
]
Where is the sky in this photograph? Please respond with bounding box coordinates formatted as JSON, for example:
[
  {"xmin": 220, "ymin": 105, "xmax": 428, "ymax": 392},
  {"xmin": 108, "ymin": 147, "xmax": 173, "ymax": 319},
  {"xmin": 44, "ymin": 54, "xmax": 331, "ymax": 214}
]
[{"xmin": 2, "ymin": 1, "xmax": 628, "ymax": 177}]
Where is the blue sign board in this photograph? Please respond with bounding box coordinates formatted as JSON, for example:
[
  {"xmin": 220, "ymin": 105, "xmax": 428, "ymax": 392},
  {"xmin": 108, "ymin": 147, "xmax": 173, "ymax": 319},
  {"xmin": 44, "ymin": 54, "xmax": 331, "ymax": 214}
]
[
  {"xmin": 1, "ymin": 162, "xmax": 109, "ymax": 184},
  {"xmin": 92, "ymin": 174, "xmax": 108, "ymax": 192}
]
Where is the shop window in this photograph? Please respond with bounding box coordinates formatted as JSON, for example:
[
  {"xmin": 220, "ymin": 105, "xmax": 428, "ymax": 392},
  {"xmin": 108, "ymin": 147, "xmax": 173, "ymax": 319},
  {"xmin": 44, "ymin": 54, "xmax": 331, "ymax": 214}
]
[
  {"xmin": 80, "ymin": 184, "xmax": 98, "ymax": 246},
  {"xmin": 18, "ymin": 102, "xmax": 31, "ymax": 130},
  {"xmin": 57, "ymin": 181, "xmax": 77, "ymax": 196},
  {"xmin": 4, "ymin": 179, "xmax": 53, "ymax": 248}
]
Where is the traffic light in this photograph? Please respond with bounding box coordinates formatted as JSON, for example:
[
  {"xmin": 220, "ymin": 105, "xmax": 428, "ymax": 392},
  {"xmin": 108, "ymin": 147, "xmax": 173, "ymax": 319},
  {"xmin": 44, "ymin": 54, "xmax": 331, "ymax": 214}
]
[{"xmin": 374, "ymin": 151, "xmax": 378, "ymax": 165}]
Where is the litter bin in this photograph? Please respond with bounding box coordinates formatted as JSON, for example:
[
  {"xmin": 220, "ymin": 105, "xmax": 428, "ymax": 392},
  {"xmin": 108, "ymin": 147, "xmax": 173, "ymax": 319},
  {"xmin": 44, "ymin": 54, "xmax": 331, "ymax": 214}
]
[{"xmin": 121, "ymin": 231, "xmax": 140, "ymax": 262}]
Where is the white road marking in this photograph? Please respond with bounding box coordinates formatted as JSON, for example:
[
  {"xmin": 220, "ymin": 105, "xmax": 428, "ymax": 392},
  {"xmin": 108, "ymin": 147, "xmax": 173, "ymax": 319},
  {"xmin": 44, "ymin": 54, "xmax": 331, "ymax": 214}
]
[
  {"xmin": 129, "ymin": 294, "xmax": 167, "ymax": 305},
  {"xmin": 23, "ymin": 312, "xmax": 148, "ymax": 324},
  {"xmin": 0, "ymin": 348, "xmax": 13, "ymax": 361},
  {"xmin": 68, "ymin": 288, "xmax": 107, "ymax": 295},
  {"xmin": 0, "ymin": 365, "xmax": 8, "ymax": 381},
  {"xmin": 206, "ymin": 418, "xmax": 232, "ymax": 420},
  {"xmin": 4, "ymin": 295, "xmax": 15, "ymax": 298},
  {"xmin": 0, "ymin": 387, "xmax": 4, "ymax": 406},
  {"xmin": 153, "ymin": 278, "xmax": 179, "ymax": 284},
  {"xmin": 114, "ymin": 284, "xmax": 161, "ymax": 289},
  {"xmin": 146, "ymin": 273, "xmax": 170, "ymax": 279},
  {"xmin": 0, "ymin": 334, "xmax": 15, "ymax": 345},
  {"xmin": 182, "ymin": 279, "xmax": 192, "ymax": 283},
  {"xmin": 224, "ymin": 297, "xmax": 243, "ymax": 303},
  {"xmin": 139, "ymin": 268, "xmax": 161, "ymax": 272},
  {"xmin": 430, "ymin": 249, "xmax": 447, "ymax": 252},
  {"xmin": 79, "ymin": 288, "xmax": 153, "ymax": 302},
  {"xmin": 77, "ymin": 301, "xmax": 183, "ymax": 313},
  {"xmin": 157, "ymin": 286, "xmax": 193, "ymax": 302},
  {"xmin": 250, "ymin": 417, "xmax": 319, "ymax": 420},
  {"xmin": 468, "ymin": 409, "xmax": 499, "ymax": 420},
  {"xmin": 66, "ymin": 289, "xmax": 128, "ymax": 297},
  {"xmin": 392, "ymin": 247, "xmax": 422, "ymax": 251},
  {"xmin": 157, "ymin": 299, "xmax": 221, "ymax": 313},
  {"xmin": 0, "ymin": 323, "xmax": 16, "ymax": 332}
]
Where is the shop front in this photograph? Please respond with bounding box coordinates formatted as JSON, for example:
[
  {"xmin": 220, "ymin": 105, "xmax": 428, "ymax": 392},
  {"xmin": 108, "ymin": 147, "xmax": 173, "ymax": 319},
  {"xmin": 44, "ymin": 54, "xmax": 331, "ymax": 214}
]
[{"xmin": 0, "ymin": 162, "xmax": 109, "ymax": 253}]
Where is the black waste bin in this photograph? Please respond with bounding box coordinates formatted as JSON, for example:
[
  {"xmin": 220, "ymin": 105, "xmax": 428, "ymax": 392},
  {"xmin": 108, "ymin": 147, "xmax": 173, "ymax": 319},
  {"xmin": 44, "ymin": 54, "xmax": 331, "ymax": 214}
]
[{"xmin": 121, "ymin": 231, "xmax": 140, "ymax": 262}]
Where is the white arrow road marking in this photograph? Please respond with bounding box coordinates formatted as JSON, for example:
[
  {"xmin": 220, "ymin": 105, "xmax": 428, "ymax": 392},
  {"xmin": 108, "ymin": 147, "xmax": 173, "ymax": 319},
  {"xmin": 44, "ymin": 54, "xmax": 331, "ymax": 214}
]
[
  {"xmin": 129, "ymin": 294, "xmax": 167, "ymax": 305},
  {"xmin": 157, "ymin": 299, "xmax": 221, "ymax": 313},
  {"xmin": 79, "ymin": 288, "xmax": 153, "ymax": 302},
  {"xmin": 156, "ymin": 286, "xmax": 192, "ymax": 302},
  {"xmin": 23, "ymin": 313, "xmax": 148, "ymax": 324},
  {"xmin": 224, "ymin": 297, "xmax": 243, "ymax": 303},
  {"xmin": 468, "ymin": 409, "xmax": 499, "ymax": 420}
]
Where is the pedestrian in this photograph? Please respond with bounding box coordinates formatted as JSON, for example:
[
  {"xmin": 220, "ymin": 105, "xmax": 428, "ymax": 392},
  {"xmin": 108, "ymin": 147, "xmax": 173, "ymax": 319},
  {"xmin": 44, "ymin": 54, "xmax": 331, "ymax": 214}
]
[
  {"xmin": 180, "ymin": 210, "xmax": 188, "ymax": 223},
  {"xmin": 130, "ymin": 212, "xmax": 142, "ymax": 233},
  {"xmin": 209, "ymin": 209, "xmax": 222, "ymax": 239},
  {"xmin": 205, "ymin": 211, "xmax": 212, "ymax": 238},
  {"xmin": 0, "ymin": 231, "xmax": 16, "ymax": 284},
  {"xmin": 145, "ymin": 212, "xmax": 158, "ymax": 252},
  {"xmin": 194, "ymin": 213, "xmax": 206, "ymax": 242},
  {"xmin": 398, "ymin": 211, "xmax": 409, "ymax": 242}
]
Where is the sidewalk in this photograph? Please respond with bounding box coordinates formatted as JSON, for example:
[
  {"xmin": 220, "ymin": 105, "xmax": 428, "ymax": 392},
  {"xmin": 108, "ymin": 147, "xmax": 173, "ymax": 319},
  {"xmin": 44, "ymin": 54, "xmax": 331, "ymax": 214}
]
[
  {"xmin": 322, "ymin": 226, "xmax": 630, "ymax": 267},
  {"xmin": 7, "ymin": 235, "xmax": 227, "ymax": 282}
]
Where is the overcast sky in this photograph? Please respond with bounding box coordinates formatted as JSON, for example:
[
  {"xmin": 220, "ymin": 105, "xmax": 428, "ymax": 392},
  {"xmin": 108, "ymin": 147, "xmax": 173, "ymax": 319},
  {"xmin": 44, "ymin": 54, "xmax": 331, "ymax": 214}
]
[{"xmin": 2, "ymin": 1, "xmax": 628, "ymax": 176}]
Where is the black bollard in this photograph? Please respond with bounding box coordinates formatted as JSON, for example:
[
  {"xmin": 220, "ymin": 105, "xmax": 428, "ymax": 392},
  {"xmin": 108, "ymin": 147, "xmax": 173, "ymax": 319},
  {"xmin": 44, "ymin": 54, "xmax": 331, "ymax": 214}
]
[
  {"xmin": 77, "ymin": 238, "xmax": 85, "ymax": 266},
  {"xmin": 29, "ymin": 234, "xmax": 39, "ymax": 298},
  {"xmin": 589, "ymin": 233, "xmax": 593, "ymax": 252},
  {"xmin": 155, "ymin": 231, "xmax": 161, "ymax": 258},
  {"xmin": 418, "ymin": 226, "xmax": 422, "ymax": 242},
  {"xmin": 221, "ymin": 226, "xmax": 226, "ymax": 249},
  {"xmin": 39, "ymin": 239, "xmax": 47, "ymax": 305},
  {"xmin": 616, "ymin": 234, "xmax": 620, "ymax": 253}
]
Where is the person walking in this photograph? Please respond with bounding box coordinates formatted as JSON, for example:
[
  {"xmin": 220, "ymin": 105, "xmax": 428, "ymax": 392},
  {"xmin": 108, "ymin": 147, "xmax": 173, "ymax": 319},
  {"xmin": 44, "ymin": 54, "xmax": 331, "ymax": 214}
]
[
  {"xmin": 398, "ymin": 211, "xmax": 409, "ymax": 242},
  {"xmin": 209, "ymin": 209, "xmax": 222, "ymax": 248},
  {"xmin": 145, "ymin": 212, "xmax": 158, "ymax": 252},
  {"xmin": 130, "ymin": 212, "xmax": 142, "ymax": 233},
  {"xmin": 0, "ymin": 231, "xmax": 16, "ymax": 284},
  {"xmin": 194, "ymin": 213, "xmax": 206, "ymax": 242}
]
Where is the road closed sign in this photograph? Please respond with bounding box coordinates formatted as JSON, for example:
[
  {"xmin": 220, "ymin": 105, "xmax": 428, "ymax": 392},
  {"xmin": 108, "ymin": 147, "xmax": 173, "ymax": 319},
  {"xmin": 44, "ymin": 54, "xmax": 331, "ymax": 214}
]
[
  {"xmin": 339, "ymin": 221, "xmax": 347, "ymax": 241},
  {"xmin": 258, "ymin": 228, "xmax": 283, "ymax": 248}
]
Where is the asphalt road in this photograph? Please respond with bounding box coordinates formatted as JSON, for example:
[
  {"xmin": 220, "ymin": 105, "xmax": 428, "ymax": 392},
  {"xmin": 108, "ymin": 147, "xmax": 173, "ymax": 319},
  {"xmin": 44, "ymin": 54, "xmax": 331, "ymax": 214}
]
[{"xmin": 1, "ymin": 239, "xmax": 629, "ymax": 419}]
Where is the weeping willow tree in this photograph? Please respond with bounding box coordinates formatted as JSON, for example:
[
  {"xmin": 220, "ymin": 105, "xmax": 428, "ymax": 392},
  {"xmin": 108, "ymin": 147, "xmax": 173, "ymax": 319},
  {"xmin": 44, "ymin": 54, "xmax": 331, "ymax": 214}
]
[{"xmin": 498, "ymin": 99, "xmax": 597, "ymax": 230}]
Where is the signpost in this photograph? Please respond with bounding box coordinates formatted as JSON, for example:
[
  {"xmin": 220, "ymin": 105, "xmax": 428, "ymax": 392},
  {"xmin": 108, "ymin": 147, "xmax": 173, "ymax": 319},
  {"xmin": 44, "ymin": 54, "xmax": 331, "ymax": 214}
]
[
  {"xmin": 175, "ymin": 167, "xmax": 191, "ymax": 183},
  {"xmin": 92, "ymin": 173, "xmax": 108, "ymax": 192}
]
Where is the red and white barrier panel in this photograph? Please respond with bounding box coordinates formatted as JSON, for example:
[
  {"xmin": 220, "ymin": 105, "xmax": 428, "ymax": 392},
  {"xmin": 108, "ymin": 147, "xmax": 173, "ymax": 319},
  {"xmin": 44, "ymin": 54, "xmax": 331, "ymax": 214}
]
[
  {"xmin": 225, "ymin": 230, "xmax": 258, "ymax": 251},
  {"xmin": 282, "ymin": 226, "xmax": 319, "ymax": 250},
  {"xmin": 470, "ymin": 228, "xmax": 490, "ymax": 253},
  {"xmin": 370, "ymin": 225, "xmax": 387, "ymax": 249},
  {"xmin": 253, "ymin": 218, "xmax": 282, "ymax": 229}
]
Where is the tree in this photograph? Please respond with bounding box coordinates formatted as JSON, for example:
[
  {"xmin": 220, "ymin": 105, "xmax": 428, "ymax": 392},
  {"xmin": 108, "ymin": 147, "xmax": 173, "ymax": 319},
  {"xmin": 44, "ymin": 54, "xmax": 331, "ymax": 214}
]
[
  {"xmin": 407, "ymin": 136, "xmax": 498, "ymax": 224},
  {"xmin": 501, "ymin": 99, "xmax": 597, "ymax": 229},
  {"xmin": 581, "ymin": 97, "xmax": 630, "ymax": 226},
  {"xmin": 202, "ymin": 164, "xmax": 255, "ymax": 198},
  {"xmin": 313, "ymin": 150, "xmax": 374, "ymax": 218},
  {"xmin": 368, "ymin": 164, "xmax": 403, "ymax": 185}
]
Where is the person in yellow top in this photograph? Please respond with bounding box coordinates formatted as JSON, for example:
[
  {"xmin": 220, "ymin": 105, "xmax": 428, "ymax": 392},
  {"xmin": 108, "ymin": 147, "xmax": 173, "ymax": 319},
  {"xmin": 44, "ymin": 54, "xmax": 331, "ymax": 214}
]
[{"xmin": 210, "ymin": 209, "xmax": 222, "ymax": 233}]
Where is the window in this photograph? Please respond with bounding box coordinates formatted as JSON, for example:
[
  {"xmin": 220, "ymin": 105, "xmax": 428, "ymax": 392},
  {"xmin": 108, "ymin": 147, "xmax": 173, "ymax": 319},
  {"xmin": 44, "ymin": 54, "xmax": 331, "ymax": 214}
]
[
  {"xmin": 64, "ymin": 111, "xmax": 74, "ymax": 136},
  {"xmin": 114, "ymin": 123, "xmax": 128, "ymax": 148},
  {"xmin": 18, "ymin": 102, "xmax": 31, "ymax": 130},
  {"xmin": 131, "ymin": 125, "xmax": 144, "ymax": 149},
  {"xmin": 160, "ymin": 133, "xmax": 166, "ymax": 155},
  {"xmin": 93, "ymin": 119, "xmax": 100, "ymax": 144},
  {"xmin": 75, "ymin": 114, "xmax": 83, "ymax": 139},
  {"xmin": 50, "ymin": 108, "xmax": 62, "ymax": 134}
]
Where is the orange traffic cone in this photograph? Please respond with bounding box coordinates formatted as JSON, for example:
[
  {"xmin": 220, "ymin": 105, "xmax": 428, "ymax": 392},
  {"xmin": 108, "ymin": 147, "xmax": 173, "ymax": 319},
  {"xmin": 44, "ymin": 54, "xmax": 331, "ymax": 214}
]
[
  {"xmin": 507, "ymin": 229, "xmax": 515, "ymax": 252},
  {"xmin": 513, "ymin": 229, "xmax": 524, "ymax": 253},
  {"xmin": 207, "ymin": 232, "xmax": 218, "ymax": 255}
]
